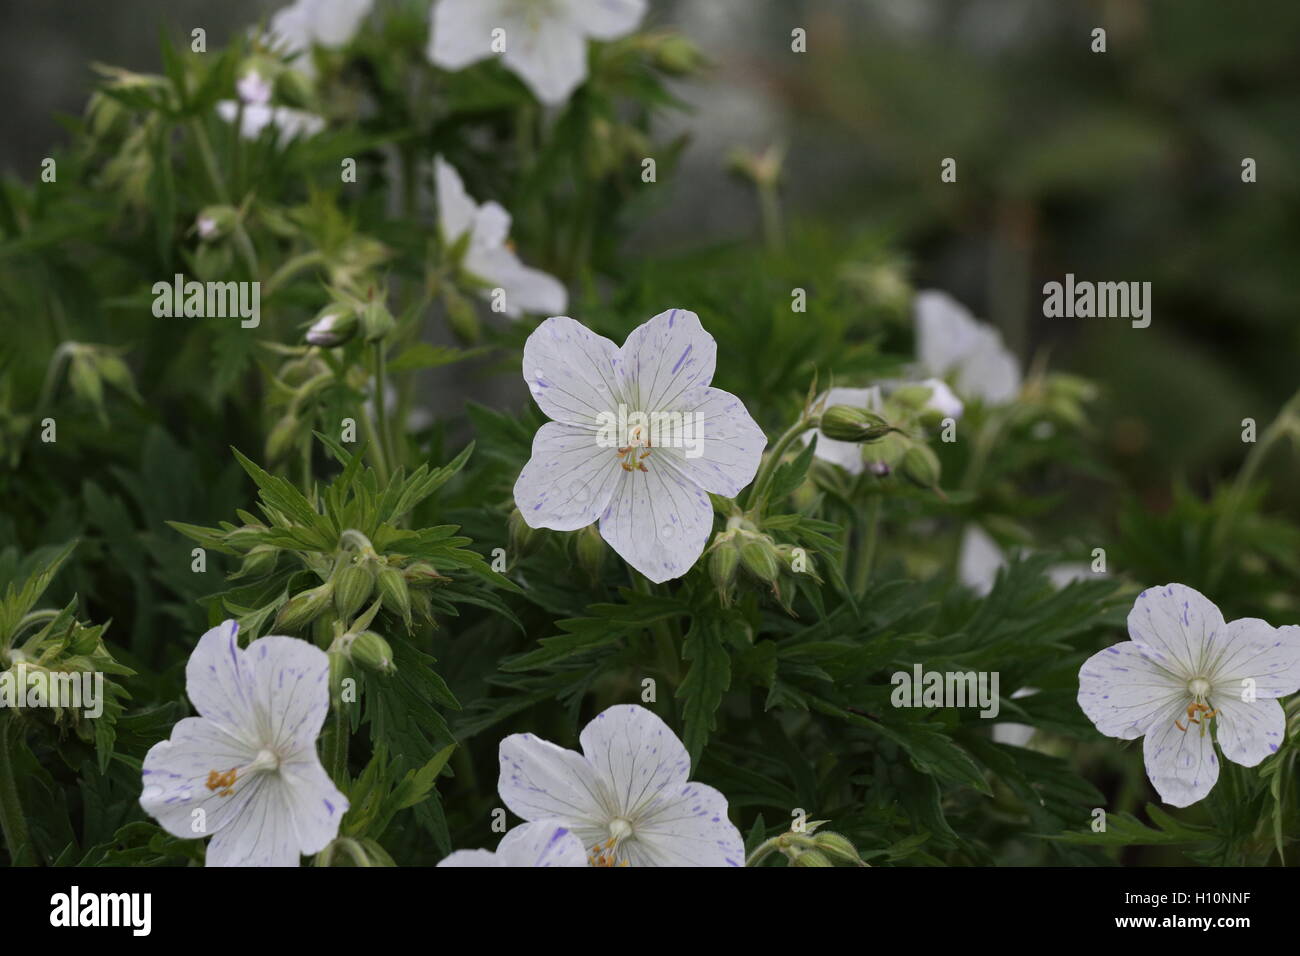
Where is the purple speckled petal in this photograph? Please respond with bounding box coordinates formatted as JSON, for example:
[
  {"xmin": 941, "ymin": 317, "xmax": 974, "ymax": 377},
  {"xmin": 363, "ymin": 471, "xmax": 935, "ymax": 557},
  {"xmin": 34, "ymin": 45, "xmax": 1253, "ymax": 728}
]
[
  {"xmin": 1211, "ymin": 619, "xmax": 1300, "ymax": 698},
  {"xmin": 512, "ymin": 421, "xmax": 621, "ymax": 532},
  {"xmin": 656, "ymin": 386, "xmax": 767, "ymax": 498},
  {"xmin": 1127, "ymin": 583, "xmax": 1225, "ymax": 678},
  {"xmin": 621, "ymin": 781, "xmax": 744, "ymax": 867},
  {"xmin": 1077, "ymin": 640, "xmax": 1185, "ymax": 740},
  {"xmin": 496, "ymin": 820, "xmax": 589, "ymax": 867},
  {"xmin": 185, "ymin": 620, "xmax": 258, "ymax": 735},
  {"xmin": 1142, "ymin": 696, "xmax": 1219, "ymax": 807},
  {"xmin": 1212, "ymin": 696, "xmax": 1286, "ymax": 769},
  {"xmin": 617, "ymin": 309, "xmax": 717, "ymax": 415},
  {"xmin": 598, "ymin": 462, "xmax": 713, "ymax": 583},
  {"xmin": 139, "ymin": 716, "xmax": 260, "ymax": 840},
  {"xmin": 522, "ymin": 316, "xmax": 622, "ymax": 427}
]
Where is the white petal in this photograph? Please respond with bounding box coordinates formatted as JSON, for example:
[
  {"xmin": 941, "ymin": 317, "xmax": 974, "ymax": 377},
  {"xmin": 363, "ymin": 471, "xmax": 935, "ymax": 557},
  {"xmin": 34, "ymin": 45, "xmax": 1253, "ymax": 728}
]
[
  {"xmin": 917, "ymin": 377, "xmax": 965, "ymax": 420},
  {"xmin": 656, "ymin": 387, "xmax": 766, "ymax": 497},
  {"xmin": 303, "ymin": 0, "xmax": 373, "ymax": 46},
  {"xmin": 1210, "ymin": 619, "xmax": 1300, "ymax": 698},
  {"xmin": 565, "ymin": 0, "xmax": 647, "ymax": 39},
  {"xmin": 268, "ymin": 4, "xmax": 313, "ymax": 55},
  {"xmin": 247, "ymin": 635, "xmax": 332, "ymax": 753},
  {"xmin": 914, "ymin": 290, "xmax": 985, "ymax": 380},
  {"xmin": 497, "ymin": 732, "xmax": 608, "ymax": 843},
  {"xmin": 204, "ymin": 775, "xmax": 302, "ymax": 866},
  {"xmin": 624, "ymin": 781, "xmax": 744, "ymax": 867},
  {"xmin": 278, "ymin": 751, "xmax": 348, "ymax": 854},
  {"xmin": 139, "ymin": 717, "xmax": 260, "ymax": 839},
  {"xmin": 466, "ymin": 246, "xmax": 568, "ymax": 317},
  {"xmin": 185, "ymin": 620, "xmax": 257, "ymax": 734},
  {"xmin": 958, "ymin": 526, "xmax": 1004, "ymax": 597},
  {"xmin": 958, "ymin": 333, "xmax": 1021, "ymax": 404},
  {"xmin": 471, "ymin": 200, "xmax": 511, "ymax": 250},
  {"xmin": 803, "ymin": 386, "xmax": 882, "ymax": 475},
  {"xmin": 1077, "ymin": 641, "xmax": 1187, "ymax": 740},
  {"xmin": 428, "ymin": 0, "xmax": 499, "ymax": 70},
  {"xmin": 513, "ymin": 421, "xmax": 622, "ymax": 531},
  {"xmin": 578, "ymin": 705, "xmax": 691, "ymax": 822},
  {"xmin": 434, "ymin": 155, "xmax": 477, "ymax": 246},
  {"xmin": 618, "ymin": 309, "xmax": 717, "ymax": 414},
  {"xmin": 1212, "ymin": 696, "xmax": 1286, "ymax": 768},
  {"xmin": 502, "ymin": 15, "xmax": 589, "ymax": 105},
  {"xmin": 598, "ymin": 464, "xmax": 713, "ymax": 583},
  {"xmin": 1143, "ymin": 696, "xmax": 1220, "ymax": 807},
  {"xmin": 522, "ymin": 316, "xmax": 622, "ymax": 427},
  {"xmin": 1127, "ymin": 583, "xmax": 1224, "ymax": 680},
  {"xmin": 436, "ymin": 848, "xmax": 502, "ymax": 867},
  {"xmin": 495, "ymin": 820, "xmax": 590, "ymax": 866}
]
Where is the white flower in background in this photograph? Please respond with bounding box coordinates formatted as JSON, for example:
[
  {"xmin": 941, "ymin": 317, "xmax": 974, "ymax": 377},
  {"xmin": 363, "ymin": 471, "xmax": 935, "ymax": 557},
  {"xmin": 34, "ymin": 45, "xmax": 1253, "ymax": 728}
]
[
  {"xmin": 515, "ymin": 309, "xmax": 766, "ymax": 582},
  {"xmin": 958, "ymin": 524, "xmax": 1004, "ymax": 596},
  {"xmin": 435, "ymin": 156, "xmax": 566, "ymax": 319},
  {"xmin": 802, "ymin": 386, "xmax": 883, "ymax": 476},
  {"xmin": 915, "ymin": 290, "xmax": 1021, "ymax": 405},
  {"xmin": 236, "ymin": 69, "xmax": 273, "ymax": 106},
  {"xmin": 428, "ymin": 0, "xmax": 647, "ymax": 106},
  {"xmin": 139, "ymin": 620, "xmax": 347, "ymax": 866},
  {"xmin": 437, "ymin": 820, "xmax": 588, "ymax": 867},
  {"xmin": 1078, "ymin": 583, "xmax": 1300, "ymax": 807},
  {"xmin": 992, "ymin": 686, "xmax": 1040, "ymax": 748},
  {"xmin": 498, "ymin": 704, "xmax": 744, "ymax": 866},
  {"xmin": 916, "ymin": 377, "xmax": 964, "ymax": 420},
  {"xmin": 216, "ymin": 101, "xmax": 326, "ymax": 141},
  {"xmin": 268, "ymin": 0, "xmax": 374, "ymax": 64}
]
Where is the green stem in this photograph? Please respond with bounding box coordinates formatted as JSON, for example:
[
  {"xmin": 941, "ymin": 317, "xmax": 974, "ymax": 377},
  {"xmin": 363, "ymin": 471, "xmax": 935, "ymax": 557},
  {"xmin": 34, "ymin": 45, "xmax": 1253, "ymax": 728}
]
[
  {"xmin": 264, "ymin": 251, "xmax": 327, "ymax": 297},
  {"xmin": 632, "ymin": 574, "xmax": 679, "ymax": 685},
  {"xmin": 372, "ymin": 343, "xmax": 394, "ymax": 472},
  {"xmin": 188, "ymin": 118, "xmax": 230, "ymax": 204},
  {"xmin": 747, "ymin": 419, "xmax": 816, "ymax": 516},
  {"xmin": 1211, "ymin": 390, "xmax": 1300, "ymax": 556},
  {"xmin": 329, "ymin": 706, "xmax": 349, "ymax": 788},
  {"xmin": 0, "ymin": 716, "xmax": 35, "ymax": 866},
  {"xmin": 852, "ymin": 495, "xmax": 882, "ymax": 594}
]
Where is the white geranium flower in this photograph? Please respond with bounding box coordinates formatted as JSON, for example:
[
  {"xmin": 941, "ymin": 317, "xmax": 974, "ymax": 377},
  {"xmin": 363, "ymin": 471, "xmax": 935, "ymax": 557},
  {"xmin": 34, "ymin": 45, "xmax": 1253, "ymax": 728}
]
[
  {"xmin": 1078, "ymin": 583, "xmax": 1300, "ymax": 807},
  {"xmin": 435, "ymin": 156, "xmax": 566, "ymax": 319},
  {"xmin": 428, "ymin": 0, "xmax": 647, "ymax": 106},
  {"xmin": 216, "ymin": 101, "xmax": 326, "ymax": 141},
  {"xmin": 803, "ymin": 386, "xmax": 883, "ymax": 476},
  {"xmin": 515, "ymin": 309, "xmax": 766, "ymax": 582},
  {"xmin": 236, "ymin": 69, "xmax": 273, "ymax": 106},
  {"xmin": 915, "ymin": 290, "xmax": 1021, "ymax": 405},
  {"xmin": 268, "ymin": 0, "xmax": 374, "ymax": 58},
  {"xmin": 498, "ymin": 704, "xmax": 744, "ymax": 866},
  {"xmin": 139, "ymin": 620, "xmax": 348, "ymax": 866},
  {"xmin": 437, "ymin": 820, "xmax": 588, "ymax": 867},
  {"xmin": 916, "ymin": 377, "xmax": 964, "ymax": 420}
]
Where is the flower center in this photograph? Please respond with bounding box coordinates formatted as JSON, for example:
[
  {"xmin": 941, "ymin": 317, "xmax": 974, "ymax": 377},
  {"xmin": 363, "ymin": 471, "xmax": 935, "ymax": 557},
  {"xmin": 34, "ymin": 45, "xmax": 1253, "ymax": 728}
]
[
  {"xmin": 205, "ymin": 748, "xmax": 281, "ymax": 798},
  {"xmin": 617, "ymin": 423, "xmax": 653, "ymax": 473},
  {"xmin": 588, "ymin": 817, "xmax": 634, "ymax": 867},
  {"xmin": 1175, "ymin": 678, "xmax": 1218, "ymax": 737}
]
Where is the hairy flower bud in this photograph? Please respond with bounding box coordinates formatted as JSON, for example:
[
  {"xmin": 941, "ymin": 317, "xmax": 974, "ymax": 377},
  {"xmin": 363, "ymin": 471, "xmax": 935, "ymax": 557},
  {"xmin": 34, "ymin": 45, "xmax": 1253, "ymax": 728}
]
[
  {"xmin": 709, "ymin": 537, "xmax": 741, "ymax": 603},
  {"xmin": 575, "ymin": 524, "xmax": 607, "ymax": 579},
  {"xmin": 900, "ymin": 442, "xmax": 941, "ymax": 490},
  {"xmin": 195, "ymin": 205, "xmax": 238, "ymax": 242},
  {"xmin": 232, "ymin": 544, "xmax": 278, "ymax": 580},
  {"xmin": 376, "ymin": 565, "xmax": 412, "ymax": 626},
  {"xmin": 275, "ymin": 583, "xmax": 333, "ymax": 632},
  {"xmin": 819, "ymin": 405, "xmax": 891, "ymax": 443},
  {"xmin": 350, "ymin": 630, "xmax": 395, "ymax": 675},
  {"xmin": 738, "ymin": 531, "xmax": 781, "ymax": 585},
  {"xmin": 305, "ymin": 308, "xmax": 358, "ymax": 348},
  {"xmin": 332, "ymin": 558, "xmax": 374, "ymax": 622},
  {"xmin": 508, "ymin": 507, "xmax": 543, "ymax": 562},
  {"xmin": 812, "ymin": 830, "xmax": 867, "ymax": 866},
  {"xmin": 790, "ymin": 849, "xmax": 834, "ymax": 867}
]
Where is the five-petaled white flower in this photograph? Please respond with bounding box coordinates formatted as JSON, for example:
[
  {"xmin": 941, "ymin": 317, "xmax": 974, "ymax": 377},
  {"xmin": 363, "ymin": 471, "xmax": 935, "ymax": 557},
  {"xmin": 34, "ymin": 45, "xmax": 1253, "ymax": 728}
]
[
  {"xmin": 139, "ymin": 620, "xmax": 348, "ymax": 866},
  {"xmin": 437, "ymin": 820, "xmax": 588, "ymax": 867},
  {"xmin": 428, "ymin": 0, "xmax": 647, "ymax": 106},
  {"xmin": 914, "ymin": 290, "xmax": 1021, "ymax": 405},
  {"xmin": 1078, "ymin": 583, "xmax": 1300, "ymax": 807},
  {"xmin": 498, "ymin": 704, "xmax": 744, "ymax": 866},
  {"xmin": 436, "ymin": 156, "xmax": 566, "ymax": 319},
  {"xmin": 514, "ymin": 309, "xmax": 766, "ymax": 582}
]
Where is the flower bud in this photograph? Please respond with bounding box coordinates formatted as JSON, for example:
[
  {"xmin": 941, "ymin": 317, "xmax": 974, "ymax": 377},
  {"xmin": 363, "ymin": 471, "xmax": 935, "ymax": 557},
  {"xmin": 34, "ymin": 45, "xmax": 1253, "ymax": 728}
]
[
  {"xmin": 195, "ymin": 205, "xmax": 239, "ymax": 242},
  {"xmin": 739, "ymin": 532, "xmax": 781, "ymax": 585},
  {"xmin": 376, "ymin": 565, "xmax": 412, "ymax": 626},
  {"xmin": 223, "ymin": 524, "xmax": 265, "ymax": 552},
  {"xmin": 508, "ymin": 507, "xmax": 543, "ymax": 562},
  {"xmin": 574, "ymin": 525, "xmax": 607, "ymax": 579},
  {"xmin": 332, "ymin": 558, "xmax": 374, "ymax": 622},
  {"xmin": 819, "ymin": 405, "xmax": 891, "ymax": 443},
  {"xmin": 350, "ymin": 631, "xmax": 395, "ymax": 675},
  {"xmin": 790, "ymin": 849, "xmax": 834, "ymax": 867},
  {"xmin": 709, "ymin": 538, "xmax": 741, "ymax": 602},
  {"xmin": 863, "ymin": 430, "xmax": 911, "ymax": 474},
  {"xmin": 275, "ymin": 583, "xmax": 333, "ymax": 632},
  {"xmin": 232, "ymin": 544, "xmax": 278, "ymax": 580},
  {"xmin": 306, "ymin": 308, "xmax": 357, "ymax": 348},
  {"xmin": 329, "ymin": 648, "xmax": 353, "ymax": 706},
  {"xmin": 68, "ymin": 352, "xmax": 104, "ymax": 411},
  {"xmin": 264, "ymin": 412, "xmax": 301, "ymax": 464},
  {"xmin": 653, "ymin": 33, "xmax": 706, "ymax": 75},
  {"xmin": 403, "ymin": 561, "xmax": 449, "ymax": 587},
  {"xmin": 359, "ymin": 297, "xmax": 396, "ymax": 343},
  {"xmin": 444, "ymin": 287, "xmax": 481, "ymax": 344},
  {"xmin": 900, "ymin": 442, "xmax": 941, "ymax": 490},
  {"xmin": 812, "ymin": 830, "xmax": 866, "ymax": 866}
]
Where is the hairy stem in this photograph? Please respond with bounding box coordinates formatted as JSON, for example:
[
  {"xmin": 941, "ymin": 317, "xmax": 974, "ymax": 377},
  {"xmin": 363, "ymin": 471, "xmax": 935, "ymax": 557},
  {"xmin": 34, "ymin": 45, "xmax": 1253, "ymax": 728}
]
[{"xmin": 0, "ymin": 716, "xmax": 35, "ymax": 866}]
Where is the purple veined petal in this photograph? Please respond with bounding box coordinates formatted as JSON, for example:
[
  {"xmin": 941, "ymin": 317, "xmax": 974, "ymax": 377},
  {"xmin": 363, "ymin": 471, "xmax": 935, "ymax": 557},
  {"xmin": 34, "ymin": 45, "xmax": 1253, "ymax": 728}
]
[
  {"xmin": 617, "ymin": 309, "xmax": 718, "ymax": 415},
  {"xmin": 247, "ymin": 635, "xmax": 332, "ymax": 754},
  {"xmin": 522, "ymin": 316, "xmax": 623, "ymax": 427},
  {"xmin": 566, "ymin": 0, "xmax": 647, "ymax": 40},
  {"xmin": 655, "ymin": 386, "xmax": 766, "ymax": 497},
  {"xmin": 598, "ymin": 463, "xmax": 714, "ymax": 583},
  {"xmin": 578, "ymin": 705, "xmax": 692, "ymax": 819},
  {"xmin": 139, "ymin": 716, "xmax": 261, "ymax": 840},
  {"xmin": 495, "ymin": 820, "xmax": 589, "ymax": 867},
  {"xmin": 1142, "ymin": 696, "xmax": 1220, "ymax": 807},
  {"xmin": 622, "ymin": 781, "xmax": 744, "ymax": 867},
  {"xmin": 501, "ymin": 11, "xmax": 589, "ymax": 106},
  {"xmin": 436, "ymin": 848, "xmax": 502, "ymax": 867},
  {"xmin": 1210, "ymin": 619, "xmax": 1300, "ymax": 698},
  {"xmin": 427, "ymin": 0, "xmax": 498, "ymax": 71},
  {"xmin": 1126, "ymin": 583, "xmax": 1225, "ymax": 680},
  {"xmin": 1077, "ymin": 640, "xmax": 1186, "ymax": 740},
  {"xmin": 513, "ymin": 421, "xmax": 622, "ymax": 531},
  {"xmin": 497, "ymin": 732, "xmax": 608, "ymax": 840},
  {"xmin": 1211, "ymin": 695, "xmax": 1286, "ymax": 768},
  {"xmin": 278, "ymin": 751, "xmax": 349, "ymax": 856},
  {"xmin": 204, "ymin": 774, "xmax": 302, "ymax": 866},
  {"xmin": 185, "ymin": 620, "xmax": 258, "ymax": 735}
]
